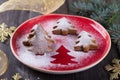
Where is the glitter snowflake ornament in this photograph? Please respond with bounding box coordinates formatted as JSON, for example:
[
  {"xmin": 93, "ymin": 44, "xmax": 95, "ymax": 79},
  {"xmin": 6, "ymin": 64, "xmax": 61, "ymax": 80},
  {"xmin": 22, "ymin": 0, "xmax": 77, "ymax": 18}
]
[
  {"xmin": 105, "ymin": 58, "xmax": 120, "ymax": 80},
  {"xmin": 0, "ymin": 23, "xmax": 16, "ymax": 42},
  {"xmin": 12, "ymin": 73, "xmax": 22, "ymax": 80}
]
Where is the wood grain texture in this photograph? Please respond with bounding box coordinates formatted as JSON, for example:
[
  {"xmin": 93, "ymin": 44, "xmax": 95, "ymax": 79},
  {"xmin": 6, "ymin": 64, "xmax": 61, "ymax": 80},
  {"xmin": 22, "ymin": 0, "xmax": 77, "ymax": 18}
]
[{"xmin": 0, "ymin": 0, "xmax": 119, "ymax": 80}]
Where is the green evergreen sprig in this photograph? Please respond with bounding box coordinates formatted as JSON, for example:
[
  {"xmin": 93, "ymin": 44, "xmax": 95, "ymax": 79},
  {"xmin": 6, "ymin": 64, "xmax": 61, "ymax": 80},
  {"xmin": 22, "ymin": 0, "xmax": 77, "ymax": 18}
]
[
  {"xmin": 108, "ymin": 24, "xmax": 120, "ymax": 52},
  {"xmin": 70, "ymin": 0, "xmax": 120, "ymax": 53}
]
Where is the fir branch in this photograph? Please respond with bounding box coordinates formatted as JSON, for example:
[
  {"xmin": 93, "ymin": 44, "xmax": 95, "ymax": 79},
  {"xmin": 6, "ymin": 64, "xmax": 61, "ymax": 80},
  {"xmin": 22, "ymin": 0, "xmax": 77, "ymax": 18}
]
[
  {"xmin": 108, "ymin": 24, "xmax": 120, "ymax": 52},
  {"xmin": 107, "ymin": 3, "xmax": 120, "ymax": 25},
  {"xmin": 71, "ymin": 0, "xmax": 94, "ymax": 17},
  {"xmin": 90, "ymin": 0, "xmax": 105, "ymax": 4},
  {"xmin": 71, "ymin": 0, "xmax": 120, "ymax": 27},
  {"xmin": 71, "ymin": 0, "xmax": 120, "ymax": 53},
  {"xmin": 90, "ymin": 8, "xmax": 111, "ymax": 25},
  {"xmin": 106, "ymin": 13, "xmax": 119, "ymax": 25},
  {"xmin": 117, "ymin": 41, "xmax": 120, "ymax": 53},
  {"xmin": 109, "ymin": 3, "xmax": 120, "ymax": 13},
  {"xmin": 108, "ymin": 24, "xmax": 120, "ymax": 35}
]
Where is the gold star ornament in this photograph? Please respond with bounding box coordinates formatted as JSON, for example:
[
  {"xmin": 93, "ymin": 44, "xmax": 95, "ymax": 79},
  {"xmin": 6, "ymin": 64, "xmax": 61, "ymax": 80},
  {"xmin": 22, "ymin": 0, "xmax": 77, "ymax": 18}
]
[
  {"xmin": 0, "ymin": 23, "xmax": 16, "ymax": 42},
  {"xmin": 0, "ymin": 0, "xmax": 65, "ymax": 14}
]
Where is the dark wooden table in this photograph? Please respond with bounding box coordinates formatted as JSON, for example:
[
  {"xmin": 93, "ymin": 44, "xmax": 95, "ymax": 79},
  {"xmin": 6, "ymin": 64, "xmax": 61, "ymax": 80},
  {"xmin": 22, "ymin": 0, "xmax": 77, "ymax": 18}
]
[{"xmin": 0, "ymin": 0, "xmax": 119, "ymax": 80}]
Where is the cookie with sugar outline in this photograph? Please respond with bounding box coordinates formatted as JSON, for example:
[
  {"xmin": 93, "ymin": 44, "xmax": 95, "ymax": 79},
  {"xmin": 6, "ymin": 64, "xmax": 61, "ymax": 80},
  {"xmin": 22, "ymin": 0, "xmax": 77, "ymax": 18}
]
[
  {"xmin": 23, "ymin": 24, "xmax": 54, "ymax": 55},
  {"xmin": 52, "ymin": 17, "xmax": 77, "ymax": 35},
  {"xmin": 74, "ymin": 31, "xmax": 98, "ymax": 52}
]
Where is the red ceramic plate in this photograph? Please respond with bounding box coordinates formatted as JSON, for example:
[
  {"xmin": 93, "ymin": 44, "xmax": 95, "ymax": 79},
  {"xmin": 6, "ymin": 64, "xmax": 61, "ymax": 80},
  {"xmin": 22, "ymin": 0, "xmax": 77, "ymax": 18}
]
[{"xmin": 10, "ymin": 14, "xmax": 111, "ymax": 74}]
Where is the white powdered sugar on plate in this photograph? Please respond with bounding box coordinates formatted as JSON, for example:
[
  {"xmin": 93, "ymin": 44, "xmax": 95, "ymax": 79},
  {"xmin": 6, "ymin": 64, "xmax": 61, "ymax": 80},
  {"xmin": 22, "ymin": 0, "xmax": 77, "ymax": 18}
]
[
  {"xmin": 17, "ymin": 35, "xmax": 55, "ymax": 67},
  {"xmin": 17, "ymin": 33, "xmax": 93, "ymax": 68},
  {"xmin": 16, "ymin": 18, "xmax": 96, "ymax": 69},
  {"xmin": 53, "ymin": 17, "xmax": 73, "ymax": 30}
]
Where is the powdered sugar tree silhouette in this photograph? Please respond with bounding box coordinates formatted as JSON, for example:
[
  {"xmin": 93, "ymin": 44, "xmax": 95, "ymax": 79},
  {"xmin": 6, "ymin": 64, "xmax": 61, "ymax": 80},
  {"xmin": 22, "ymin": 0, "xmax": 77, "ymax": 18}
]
[{"xmin": 51, "ymin": 45, "xmax": 77, "ymax": 65}]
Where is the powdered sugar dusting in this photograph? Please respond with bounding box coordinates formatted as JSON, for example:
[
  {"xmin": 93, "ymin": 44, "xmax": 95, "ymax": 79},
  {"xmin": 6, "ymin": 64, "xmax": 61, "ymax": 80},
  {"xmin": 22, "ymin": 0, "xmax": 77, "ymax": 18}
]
[
  {"xmin": 15, "ymin": 17, "xmax": 102, "ymax": 70},
  {"xmin": 17, "ymin": 32, "xmax": 93, "ymax": 68},
  {"xmin": 75, "ymin": 31, "xmax": 97, "ymax": 47},
  {"xmin": 53, "ymin": 17, "xmax": 73, "ymax": 30},
  {"xmin": 27, "ymin": 24, "xmax": 54, "ymax": 55},
  {"xmin": 17, "ymin": 34, "xmax": 55, "ymax": 67}
]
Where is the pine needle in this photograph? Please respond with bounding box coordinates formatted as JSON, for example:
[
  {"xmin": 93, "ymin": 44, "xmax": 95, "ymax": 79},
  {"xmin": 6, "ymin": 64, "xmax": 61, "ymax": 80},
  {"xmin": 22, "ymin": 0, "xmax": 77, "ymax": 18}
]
[{"xmin": 71, "ymin": 0, "xmax": 120, "ymax": 53}]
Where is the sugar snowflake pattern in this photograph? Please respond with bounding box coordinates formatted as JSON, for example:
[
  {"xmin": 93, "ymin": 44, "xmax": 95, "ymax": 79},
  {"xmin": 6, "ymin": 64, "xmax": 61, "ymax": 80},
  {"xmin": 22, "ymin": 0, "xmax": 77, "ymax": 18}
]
[
  {"xmin": 0, "ymin": 23, "xmax": 16, "ymax": 42},
  {"xmin": 105, "ymin": 58, "xmax": 120, "ymax": 80},
  {"xmin": 12, "ymin": 73, "xmax": 22, "ymax": 80}
]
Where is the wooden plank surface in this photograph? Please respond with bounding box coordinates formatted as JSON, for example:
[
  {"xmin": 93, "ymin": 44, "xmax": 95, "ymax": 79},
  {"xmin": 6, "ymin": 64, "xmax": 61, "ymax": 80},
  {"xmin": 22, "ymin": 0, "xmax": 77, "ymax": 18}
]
[{"xmin": 0, "ymin": 0, "xmax": 119, "ymax": 80}]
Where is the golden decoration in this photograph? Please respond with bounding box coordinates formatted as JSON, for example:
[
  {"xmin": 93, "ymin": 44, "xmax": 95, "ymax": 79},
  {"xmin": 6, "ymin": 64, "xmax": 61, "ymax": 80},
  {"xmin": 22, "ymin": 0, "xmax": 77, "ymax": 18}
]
[
  {"xmin": 105, "ymin": 58, "xmax": 120, "ymax": 80},
  {"xmin": 0, "ymin": 0, "xmax": 65, "ymax": 14},
  {"xmin": 0, "ymin": 50, "xmax": 8, "ymax": 76},
  {"xmin": 0, "ymin": 23, "xmax": 16, "ymax": 42},
  {"xmin": 0, "ymin": 73, "xmax": 30, "ymax": 80},
  {"xmin": 12, "ymin": 73, "xmax": 22, "ymax": 80}
]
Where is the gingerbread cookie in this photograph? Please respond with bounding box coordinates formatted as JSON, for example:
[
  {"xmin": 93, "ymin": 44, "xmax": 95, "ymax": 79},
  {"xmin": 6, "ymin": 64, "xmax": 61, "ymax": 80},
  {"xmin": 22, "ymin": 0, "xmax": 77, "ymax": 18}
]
[
  {"xmin": 74, "ymin": 31, "xmax": 98, "ymax": 52},
  {"xmin": 23, "ymin": 24, "xmax": 54, "ymax": 55},
  {"xmin": 52, "ymin": 17, "xmax": 77, "ymax": 35}
]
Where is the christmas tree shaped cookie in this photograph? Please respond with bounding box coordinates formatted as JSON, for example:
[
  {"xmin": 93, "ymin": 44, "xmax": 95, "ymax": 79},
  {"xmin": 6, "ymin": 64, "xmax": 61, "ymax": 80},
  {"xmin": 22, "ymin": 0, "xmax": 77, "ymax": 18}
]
[
  {"xmin": 74, "ymin": 31, "xmax": 98, "ymax": 52},
  {"xmin": 23, "ymin": 24, "xmax": 54, "ymax": 55},
  {"xmin": 52, "ymin": 17, "xmax": 77, "ymax": 35}
]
